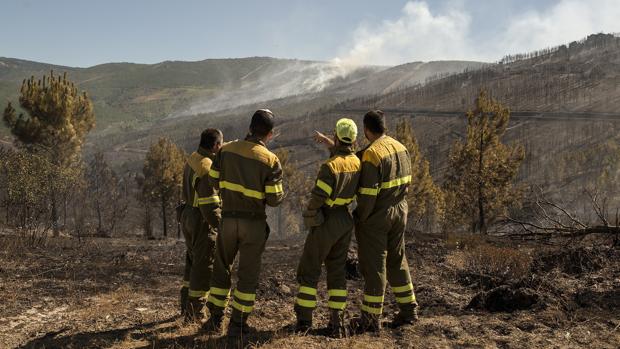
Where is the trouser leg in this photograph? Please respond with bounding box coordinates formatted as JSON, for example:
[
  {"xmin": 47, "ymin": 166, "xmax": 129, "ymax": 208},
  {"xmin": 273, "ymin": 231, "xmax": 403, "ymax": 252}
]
[
  {"xmin": 189, "ymin": 220, "xmax": 216, "ymax": 299},
  {"xmin": 183, "ymin": 252, "xmax": 191, "ymax": 289},
  {"xmin": 325, "ymin": 211, "xmax": 353, "ymax": 338},
  {"xmin": 386, "ymin": 201, "xmax": 417, "ymax": 316},
  {"xmin": 356, "ymin": 211, "xmax": 388, "ymax": 318},
  {"xmin": 325, "ymin": 210, "xmax": 353, "ymax": 313},
  {"xmin": 207, "ymin": 217, "xmax": 238, "ymax": 317},
  {"xmin": 230, "ymin": 219, "xmax": 268, "ymax": 324},
  {"xmin": 294, "ymin": 227, "xmax": 324, "ymax": 323}
]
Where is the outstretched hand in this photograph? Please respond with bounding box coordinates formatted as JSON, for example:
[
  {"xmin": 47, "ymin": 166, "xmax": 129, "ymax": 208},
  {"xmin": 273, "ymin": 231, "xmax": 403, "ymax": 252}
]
[{"xmin": 313, "ymin": 130, "xmax": 335, "ymax": 148}]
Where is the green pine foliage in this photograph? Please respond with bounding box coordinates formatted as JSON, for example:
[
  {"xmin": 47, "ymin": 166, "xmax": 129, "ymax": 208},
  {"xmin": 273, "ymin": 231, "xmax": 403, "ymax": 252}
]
[
  {"xmin": 443, "ymin": 90, "xmax": 525, "ymax": 233},
  {"xmin": 3, "ymin": 71, "xmax": 95, "ymax": 164},
  {"xmin": 142, "ymin": 137, "xmax": 185, "ymax": 238},
  {"xmin": 394, "ymin": 119, "xmax": 445, "ymax": 230}
]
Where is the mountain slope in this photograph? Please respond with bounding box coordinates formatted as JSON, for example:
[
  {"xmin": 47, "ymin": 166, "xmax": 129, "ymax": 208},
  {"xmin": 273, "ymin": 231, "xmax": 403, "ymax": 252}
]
[
  {"xmin": 0, "ymin": 56, "xmax": 484, "ymax": 137},
  {"xmin": 1, "ymin": 57, "xmax": 366, "ymax": 132}
]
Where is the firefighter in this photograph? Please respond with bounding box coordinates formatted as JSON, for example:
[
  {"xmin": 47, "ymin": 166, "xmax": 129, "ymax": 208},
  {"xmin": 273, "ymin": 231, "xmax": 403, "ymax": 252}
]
[
  {"xmin": 294, "ymin": 118, "xmax": 361, "ymax": 338},
  {"xmin": 204, "ymin": 109, "xmax": 284, "ymax": 336},
  {"xmin": 179, "ymin": 128, "xmax": 223, "ymax": 322},
  {"xmin": 350, "ymin": 110, "xmax": 419, "ymax": 333}
]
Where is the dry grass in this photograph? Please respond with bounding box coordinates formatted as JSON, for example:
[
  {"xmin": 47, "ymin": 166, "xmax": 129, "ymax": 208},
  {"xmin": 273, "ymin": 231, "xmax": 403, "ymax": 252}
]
[
  {"xmin": 1, "ymin": 234, "xmax": 618, "ymax": 348},
  {"xmin": 463, "ymin": 244, "xmax": 533, "ymax": 282}
]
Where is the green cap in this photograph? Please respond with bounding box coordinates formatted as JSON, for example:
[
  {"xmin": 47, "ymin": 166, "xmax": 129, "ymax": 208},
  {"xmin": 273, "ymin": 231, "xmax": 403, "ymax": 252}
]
[{"xmin": 335, "ymin": 118, "xmax": 358, "ymax": 143}]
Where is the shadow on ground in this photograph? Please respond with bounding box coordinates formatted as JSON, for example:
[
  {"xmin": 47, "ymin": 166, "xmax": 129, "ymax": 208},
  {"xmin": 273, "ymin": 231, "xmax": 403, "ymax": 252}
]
[{"xmin": 19, "ymin": 316, "xmax": 278, "ymax": 349}]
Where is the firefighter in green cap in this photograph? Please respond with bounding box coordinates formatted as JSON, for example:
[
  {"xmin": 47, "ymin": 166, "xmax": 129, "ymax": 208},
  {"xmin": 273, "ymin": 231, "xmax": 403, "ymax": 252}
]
[{"xmin": 293, "ymin": 118, "xmax": 361, "ymax": 338}]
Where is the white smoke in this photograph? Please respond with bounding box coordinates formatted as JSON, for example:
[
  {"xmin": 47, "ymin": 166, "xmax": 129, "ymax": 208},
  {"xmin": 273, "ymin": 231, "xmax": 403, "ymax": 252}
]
[
  {"xmin": 499, "ymin": 0, "xmax": 620, "ymax": 56},
  {"xmin": 333, "ymin": 0, "xmax": 620, "ymax": 65},
  {"xmin": 170, "ymin": 61, "xmax": 377, "ymax": 118},
  {"xmin": 174, "ymin": 0, "xmax": 620, "ymax": 117},
  {"xmin": 333, "ymin": 1, "xmax": 471, "ymax": 66}
]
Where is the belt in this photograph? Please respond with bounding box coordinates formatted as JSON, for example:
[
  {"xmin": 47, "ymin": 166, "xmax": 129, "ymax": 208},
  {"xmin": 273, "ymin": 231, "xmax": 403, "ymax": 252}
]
[{"xmin": 222, "ymin": 211, "xmax": 267, "ymax": 220}]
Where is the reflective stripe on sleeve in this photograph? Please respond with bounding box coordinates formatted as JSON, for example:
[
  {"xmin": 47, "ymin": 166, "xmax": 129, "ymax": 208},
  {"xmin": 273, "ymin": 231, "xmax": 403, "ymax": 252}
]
[
  {"xmin": 358, "ymin": 187, "xmax": 379, "ymax": 196},
  {"xmin": 208, "ymin": 169, "xmax": 220, "ymax": 179},
  {"xmin": 265, "ymin": 183, "xmax": 283, "ymax": 194},
  {"xmin": 316, "ymin": 179, "xmax": 333, "ymax": 196},
  {"xmin": 197, "ymin": 195, "xmax": 221, "ymax": 205}
]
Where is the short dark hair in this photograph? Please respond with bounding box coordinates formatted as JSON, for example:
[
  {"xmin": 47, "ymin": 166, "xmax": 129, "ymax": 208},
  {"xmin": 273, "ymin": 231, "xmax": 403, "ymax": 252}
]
[
  {"xmin": 200, "ymin": 128, "xmax": 223, "ymax": 150},
  {"xmin": 363, "ymin": 110, "xmax": 386, "ymax": 134},
  {"xmin": 250, "ymin": 109, "xmax": 275, "ymax": 138}
]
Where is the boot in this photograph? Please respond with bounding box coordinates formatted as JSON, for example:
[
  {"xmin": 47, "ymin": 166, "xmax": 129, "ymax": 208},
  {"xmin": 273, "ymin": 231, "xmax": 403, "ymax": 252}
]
[
  {"xmin": 294, "ymin": 308, "xmax": 312, "ymax": 334},
  {"xmin": 294, "ymin": 319, "xmax": 312, "ymax": 334},
  {"xmin": 180, "ymin": 287, "xmax": 189, "ymax": 317},
  {"xmin": 184, "ymin": 298, "xmax": 205, "ymax": 323},
  {"xmin": 326, "ymin": 310, "xmax": 347, "ymax": 338},
  {"xmin": 227, "ymin": 319, "xmax": 256, "ymax": 337},
  {"xmin": 201, "ymin": 314, "xmax": 223, "ymax": 334},
  {"xmin": 349, "ymin": 311, "xmax": 381, "ymax": 334},
  {"xmin": 388, "ymin": 305, "xmax": 419, "ymax": 329}
]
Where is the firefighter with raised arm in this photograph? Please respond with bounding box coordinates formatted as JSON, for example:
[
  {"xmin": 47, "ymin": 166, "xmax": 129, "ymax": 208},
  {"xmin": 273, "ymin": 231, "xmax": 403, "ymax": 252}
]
[{"xmin": 293, "ymin": 118, "xmax": 361, "ymax": 337}]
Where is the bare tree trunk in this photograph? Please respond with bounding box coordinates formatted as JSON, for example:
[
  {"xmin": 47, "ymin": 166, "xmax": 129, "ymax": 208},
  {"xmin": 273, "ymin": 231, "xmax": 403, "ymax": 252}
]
[
  {"xmin": 63, "ymin": 194, "xmax": 67, "ymax": 228},
  {"xmin": 477, "ymin": 120, "xmax": 486, "ymax": 234},
  {"xmin": 176, "ymin": 187, "xmax": 181, "ymax": 239},
  {"xmin": 51, "ymin": 189, "xmax": 59, "ymax": 237},
  {"xmin": 95, "ymin": 199, "xmax": 103, "ymax": 236},
  {"xmin": 144, "ymin": 204, "xmax": 152, "ymax": 239},
  {"xmin": 5, "ymin": 187, "xmax": 9, "ymax": 225},
  {"xmin": 162, "ymin": 195, "xmax": 168, "ymax": 238}
]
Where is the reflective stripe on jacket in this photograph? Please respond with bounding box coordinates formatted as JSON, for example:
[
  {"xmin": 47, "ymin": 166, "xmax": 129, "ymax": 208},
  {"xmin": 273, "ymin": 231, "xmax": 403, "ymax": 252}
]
[
  {"xmin": 355, "ymin": 135, "xmax": 411, "ymax": 222},
  {"xmin": 182, "ymin": 147, "xmax": 221, "ymax": 225},
  {"xmin": 208, "ymin": 135, "xmax": 284, "ymax": 214},
  {"xmin": 306, "ymin": 144, "xmax": 360, "ymax": 211}
]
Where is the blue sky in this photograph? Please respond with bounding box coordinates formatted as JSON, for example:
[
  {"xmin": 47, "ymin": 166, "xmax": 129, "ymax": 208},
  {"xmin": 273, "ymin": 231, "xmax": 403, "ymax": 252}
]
[{"xmin": 1, "ymin": 0, "xmax": 618, "ymax": 67}]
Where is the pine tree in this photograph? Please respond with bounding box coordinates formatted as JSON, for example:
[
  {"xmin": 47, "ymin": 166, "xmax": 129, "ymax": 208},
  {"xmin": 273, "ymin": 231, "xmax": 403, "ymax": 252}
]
[
  {"xmin": 3, "ymin": 71, "xmax": 95, "ymax": 236},
  {"xmin": 444, "ymin": 90, "xmax": 525, "ymax": 233},
  {"xmin": 394, "ymin": 119, "xmax": 445, "ymax": 231},
  {"xmin": 142, "ymin": 137, "xmax": 185, "ymax": 238}
]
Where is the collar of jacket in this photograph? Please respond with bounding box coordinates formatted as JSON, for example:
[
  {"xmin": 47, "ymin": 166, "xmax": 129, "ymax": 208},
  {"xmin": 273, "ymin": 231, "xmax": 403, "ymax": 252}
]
[
  {"xmin": 245, "ymin": 134, "xmax": 267, "ymax": 147},
  {"xmin": 330, "ymin": 144, "xmax": 355, "ymax": 157},
  {"xmin": 370, "ymin": 134, "xmax": 387, "ymax": 146}
]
